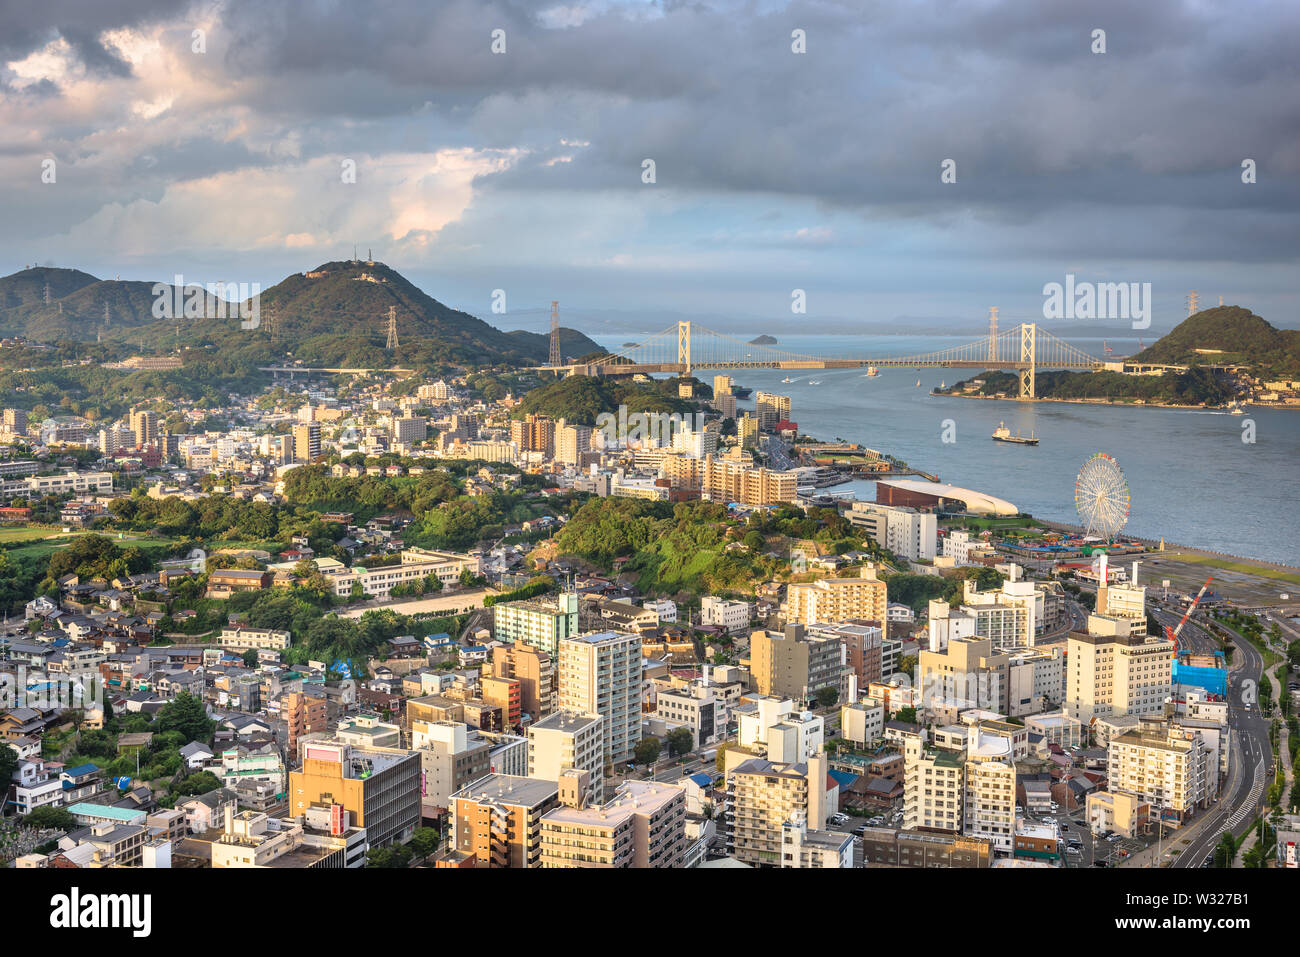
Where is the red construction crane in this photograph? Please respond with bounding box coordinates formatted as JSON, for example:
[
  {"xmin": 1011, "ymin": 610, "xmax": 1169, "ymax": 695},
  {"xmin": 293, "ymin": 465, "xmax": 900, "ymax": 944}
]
[{"xmin": 1165, "ymin": 575, "xmax": 1213, "ymax": 654}]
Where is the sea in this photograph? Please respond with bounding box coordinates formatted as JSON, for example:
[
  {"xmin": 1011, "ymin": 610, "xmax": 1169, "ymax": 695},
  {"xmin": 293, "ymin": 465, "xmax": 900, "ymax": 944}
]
[{"xmin": 594, "ymin": 333, "xmax": 1300, "ymax": 567}]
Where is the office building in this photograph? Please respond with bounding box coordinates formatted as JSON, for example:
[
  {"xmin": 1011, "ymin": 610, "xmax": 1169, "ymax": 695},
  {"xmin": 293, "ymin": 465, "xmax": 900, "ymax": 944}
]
[
  {"xmin": 555, "ymin": 421, "xmax": 592, "ymax": 466},
  {"xmin": 288, "ymin": 740, "xmax": 421, "ymax": 847},
  {"xmin": 1065, "ymin": 617, "xmax": 1174, "ymax": 723}
]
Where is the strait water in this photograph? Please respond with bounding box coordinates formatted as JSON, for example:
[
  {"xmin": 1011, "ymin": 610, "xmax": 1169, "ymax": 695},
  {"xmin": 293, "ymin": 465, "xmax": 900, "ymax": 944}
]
[{"xmin": 600, "ymin": 333, "xmax": 1300, "ymax": 566}]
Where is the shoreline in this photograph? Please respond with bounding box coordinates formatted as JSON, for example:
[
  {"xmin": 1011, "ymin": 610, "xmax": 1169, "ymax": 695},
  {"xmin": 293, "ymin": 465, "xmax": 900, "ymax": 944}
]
[{"xmin": 931, "ymin": 391, "xmax": 1298, "ymax": 412}]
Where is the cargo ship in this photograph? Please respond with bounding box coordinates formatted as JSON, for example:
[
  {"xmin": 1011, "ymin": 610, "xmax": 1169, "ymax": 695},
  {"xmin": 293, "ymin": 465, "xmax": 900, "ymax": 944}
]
[{"xmin": 992, "ymin": 421, "xmax": 1038, "ymax": 445}]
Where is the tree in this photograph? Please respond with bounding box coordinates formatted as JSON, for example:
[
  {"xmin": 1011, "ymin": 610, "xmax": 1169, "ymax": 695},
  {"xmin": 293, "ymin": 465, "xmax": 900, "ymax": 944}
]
[
  {"xmin": 665, "ymin": 728, "xmax": 694, "ymax": 758},
  {"xmin": 0, "ymin": 745, "xmax": 19, "ymax": 792},
  {"xmin": 366, "ymin": 844, "xmax": 413, "ymax": 868},
  {"xmin": 173, "ymin": 770, "xmax": 222, "ymax": 796},
  {"xmin": 634, "ymin": 737, "xmax": 662, "ymax": 767},
  {"xmin": 23, "ymin": 806, "xmax": 78, "ymax": 831},
  {"xmin": 895, "ymin": 706, "xmax": 918, "ymax": 725},
  {"xmin": 408, "ymin": 826, "xmax": 441, "ymax": 860},
  {"xmin": 815, "ymin": 687, "xmax": 840, "ymax": 708},
  {"xmin": 242, "ymin": 649, "xmax": 260, "ymax": 668},
  {"xmin": 153, "ymin": 691, "xmax": 215, "ymax": 744}
]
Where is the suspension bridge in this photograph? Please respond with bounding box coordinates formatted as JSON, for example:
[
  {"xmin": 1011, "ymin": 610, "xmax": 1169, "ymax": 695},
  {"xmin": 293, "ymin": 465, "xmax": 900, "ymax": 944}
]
[{"xmin": 535, "ymin": 321, "xmax": 1106, "ymax": 398}]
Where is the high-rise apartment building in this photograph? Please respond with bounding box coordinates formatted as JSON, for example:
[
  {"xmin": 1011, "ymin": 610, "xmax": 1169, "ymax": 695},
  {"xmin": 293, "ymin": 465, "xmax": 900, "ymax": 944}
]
[
  {"xmin": 391, "ymin": 414, "xmax": 427, "ymax": 445},
  {"xmin": 490, "ymin": 642, "xmax": 556, "ymax": 720},
  {"xmin": 493, "ymin": 593, "xmax": 579, "ymax": 659},
  {"xmin": 510, "ymin": 413, "xmax": 555, "ymax": 456},
  {"xmin": 527, "ymin": 710, "xmax": 605, "ymax": 805},
  {"xmin": 555, "ymin": 421, "xmax": 592, "ymax": 466},
  {"xmin": 1107, "ymin": 720, "xmax": 1217, "ymax": 822},
  {"xmin": 284, "ymin": 692, "xmax": 329, "ymax": 760},
  {"xmin": 410, "ymin": 720, "xmax": 492, "ymax": 815},
  {"xmin": 450, "ymin": 773, "xmax": 560, "ymax": 868},
  {"xmin": 916, "ymin": 636, "xmax": 1013, "ymax": 723},
  {"xmin": 782, "ymin": 565, "xmax": 888, "ymax": 626},
  {"xmin": 748, "ymin": 624, "xmax": 845, "ymax": 704},
  {"xmin": 540, "ymin": 777, "xmax": 686, "ymax": 868},
  {"xmin": 808, "ymin": 621, "xmax": 883, "ymax": 688},
  {"xmin": 754, "ymin": 392, "xmax": 791, "ymax": 430},
  {"xmin": 846, "ymin": 502, "xmax": 937, "ymax": 561},
  {"xmin": 293, "ymin": 422, "xmax": 321, "ymax": 463},
  {"xmin": 726, "ymin": 754, "xmax": 830, "ymax": 867},
  {"xmin": 558, "ymin": 631, "xmax": 641, "ymax": 763},
  {"xmin": 129, "ymin": 409, "xmax": 158, "ymax": 449}
]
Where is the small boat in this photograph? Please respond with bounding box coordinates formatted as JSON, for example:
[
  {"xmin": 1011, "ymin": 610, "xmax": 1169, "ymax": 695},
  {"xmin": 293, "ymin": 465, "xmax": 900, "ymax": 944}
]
[
  {"xmin": 915, "ymin": 378, "xmax": 921, "ymax": 387},
  {"xmin": 992, "ymin": 421, "xmax": 1038, "ymax": 445},
  {"xmin": 781, "ymin": 376, "xmax": 795, "ymax": 383},
  {"xmin": 1229, "ymin": 402, "xmax": 1246, "ymax": 415},
  {"xmin": 939, "ymin": 379, "xmax": 945, "ymax": 389},
  {"xmin": 864, "ymin": 366, "xmax": 879, "ymax": 377},
  {"xmin": 808, "ymin": 379, "xmax": 821, "ymax": 386}
]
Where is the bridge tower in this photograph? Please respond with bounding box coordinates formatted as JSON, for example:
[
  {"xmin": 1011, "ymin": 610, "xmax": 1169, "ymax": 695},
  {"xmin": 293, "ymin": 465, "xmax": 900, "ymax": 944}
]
[
  {"xmin": 1019, "ymin": 322, "xmax": 1036, "ymax": 399},
  {"xmin": 678, "ymin": 321, "xmax": 692, "ymax": 373},
  {"xmin": 548, "ymin": 301, "xmax": 561, "ymax": 367},
  {"xmin": 988, "ymin": 307, "xmax": 998, "ymax": 362}
]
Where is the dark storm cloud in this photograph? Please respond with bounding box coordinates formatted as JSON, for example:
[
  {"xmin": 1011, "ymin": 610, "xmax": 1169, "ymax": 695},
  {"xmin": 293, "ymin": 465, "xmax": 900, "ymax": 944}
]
[{"xmin": 202, "ymin": 0, "xmax": 1300, "ymax": 217}]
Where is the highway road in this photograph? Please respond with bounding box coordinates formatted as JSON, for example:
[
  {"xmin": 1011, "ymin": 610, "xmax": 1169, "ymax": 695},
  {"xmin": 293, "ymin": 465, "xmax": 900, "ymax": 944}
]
[{"xmin": 1153, "ymin": 609, "xmax": 1274, "ymax": 868}]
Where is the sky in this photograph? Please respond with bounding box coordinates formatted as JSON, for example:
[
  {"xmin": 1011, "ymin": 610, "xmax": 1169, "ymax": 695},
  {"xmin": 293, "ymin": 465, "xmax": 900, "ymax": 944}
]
[{"xmin": 2, "ymin": 0, "xmax": 1298, "ymax": 339}]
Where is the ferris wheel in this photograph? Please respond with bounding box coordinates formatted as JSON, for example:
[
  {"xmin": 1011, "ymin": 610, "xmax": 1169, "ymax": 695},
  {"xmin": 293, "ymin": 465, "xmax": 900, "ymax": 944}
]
[{"xmin": 1074, "ymin": 453, "xmax": 1131, "ymax": 541}]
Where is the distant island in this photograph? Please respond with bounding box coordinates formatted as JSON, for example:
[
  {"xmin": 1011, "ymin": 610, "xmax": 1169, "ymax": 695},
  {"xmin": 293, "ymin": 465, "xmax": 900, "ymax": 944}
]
[{"xmin": 749, "ymin": 334, "xmax": 778, "ymax": 345}]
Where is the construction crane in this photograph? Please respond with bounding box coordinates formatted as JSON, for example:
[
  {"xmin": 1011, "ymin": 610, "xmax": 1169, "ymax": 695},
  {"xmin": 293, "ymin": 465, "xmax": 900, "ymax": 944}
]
[{"xmin": 1164, "ymin": 575, "xmax": 1213, "ymax": 654}]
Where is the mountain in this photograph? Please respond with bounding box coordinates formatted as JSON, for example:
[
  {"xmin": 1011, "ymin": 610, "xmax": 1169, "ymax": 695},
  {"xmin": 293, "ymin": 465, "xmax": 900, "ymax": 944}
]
[
  {"xmin": 1133, "ymin": 306, "xmax": 1300, "ymax": 376},
  {"xmin": 0, "ymin": 261, "xmax": 601, "ymax": 367},
  {"xmin": 0, "ymin": 265, "xmax": 99, "ymax": 310}
]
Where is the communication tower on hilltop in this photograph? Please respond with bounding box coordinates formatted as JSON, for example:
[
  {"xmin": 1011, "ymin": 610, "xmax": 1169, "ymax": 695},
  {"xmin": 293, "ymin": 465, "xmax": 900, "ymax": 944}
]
[
  {"xmin": 1186, "ymin": 290, "xmax": 1199, "ymax": 316},
  {"xmin": 549, "ymin": 301, "xmax": 562, "ymax": 367}
]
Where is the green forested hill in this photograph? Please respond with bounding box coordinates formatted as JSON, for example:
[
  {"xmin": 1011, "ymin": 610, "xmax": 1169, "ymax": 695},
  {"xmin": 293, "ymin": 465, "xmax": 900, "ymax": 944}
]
[
  {"xmin": 1133, "ymin": 306, "xmax": 1300, "ymax": 376},
  {"xmin": 0, "ymin": 261, "xmax": 600, "ymax": 368}
]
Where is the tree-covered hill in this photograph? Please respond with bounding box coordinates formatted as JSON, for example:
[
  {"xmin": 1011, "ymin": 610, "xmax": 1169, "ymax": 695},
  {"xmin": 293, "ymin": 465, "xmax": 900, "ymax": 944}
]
[{"xmin": 1133, "ymin": 305, "xmax": 1300, "ymax": 376}]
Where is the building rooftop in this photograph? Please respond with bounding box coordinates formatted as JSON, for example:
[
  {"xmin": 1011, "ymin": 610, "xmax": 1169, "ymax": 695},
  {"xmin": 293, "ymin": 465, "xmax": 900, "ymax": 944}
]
[
  {"xmin": 453, "ymin": 773, "xmax": 559, "ymax": 809},
  {"xmin": 530, "ymin": 710, "xmax": 602, "ymax": 734},
  {"xmin": 542, "ymin": 780, "xmax": 682, "ymax": 828}
]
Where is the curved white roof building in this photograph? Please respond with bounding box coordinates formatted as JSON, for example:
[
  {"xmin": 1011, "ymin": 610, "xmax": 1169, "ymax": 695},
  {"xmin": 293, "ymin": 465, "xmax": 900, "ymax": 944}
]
[{"xmin": 875, "ymin": 479, "xmax": 1019, "ymax": 517}]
